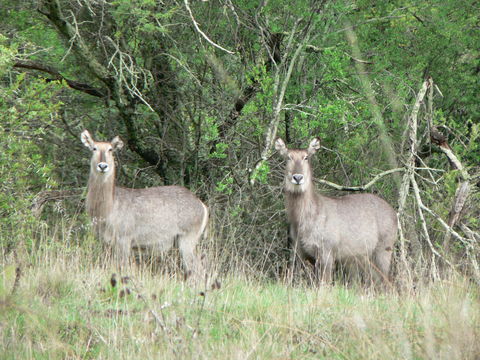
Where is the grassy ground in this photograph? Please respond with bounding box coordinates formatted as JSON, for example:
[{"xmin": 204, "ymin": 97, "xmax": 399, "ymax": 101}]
[{"xmin": 1, "ymin": 235, "xmax": 480, "ymax": 360}]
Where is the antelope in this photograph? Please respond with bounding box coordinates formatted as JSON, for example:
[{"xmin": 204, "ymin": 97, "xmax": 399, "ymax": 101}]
[
  {"xmin": 81, "ymin": 130, "xmax": 208, "ymax": 280},
  {"xmin": 275, "ymin": 138, "xmax": 397, "ymax": 285}
]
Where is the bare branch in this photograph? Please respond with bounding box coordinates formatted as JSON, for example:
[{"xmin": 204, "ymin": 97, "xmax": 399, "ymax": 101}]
[
  {"xmin": 184, "ymin": 0, "xmax": 235, "ymax": 55},
  {"xmin": 397, "ymin": 78, "xmax": 429, "ymax": 275},
  {"xmin": 13, "ymin": 60, "xmax": 105, "ymax": 97},
  {"xmin": 417, "ymin": 194, "xmax": 471, "ymax": 246},
  {"xmin": 436, "ymin": 140, "xmax": 469, "ymax": 179},
  {"xmin": 104, "ymin": 36, "xmax": 155, "ymax": 111},
  {"xmin": 410, "ymin": 174, "xmax": 455, "ymax": 270},
  {"xmin": 251, "ymin": 19, "xmax": 313, "ymax": 184},
  {"xmin": 459, "ymin": 224, "xmax": 480, "ymax": 242},
  {"xmin": 426, "ymin": 79, "xmax": 471, "ymax": 249},
  {"xmin": 39, "ymin": 0, "xmax": 111, "ymax": 83},
  {"xmin": 316, "ymin": 168, "xmax": 405, "ymax": 191},
  {"xmin": 398, "ymin": 79, "xmax": 429, "ymax": 212},
  {"xmin": 31, "ymin": 189, "xmax": 83, "ymax": 217}
]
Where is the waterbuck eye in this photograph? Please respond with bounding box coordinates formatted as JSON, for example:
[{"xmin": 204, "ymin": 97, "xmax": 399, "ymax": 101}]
[
  {"xmin": 93, "ymin": 147, "xmax": 98, "ymax": 151},
  {"xmin": 108, "ymin": 148, "xmax": 113, "ymax": 152},
  {"xmin": 304, "ymin": 156, "xmax": 309, "ymax": 161}
]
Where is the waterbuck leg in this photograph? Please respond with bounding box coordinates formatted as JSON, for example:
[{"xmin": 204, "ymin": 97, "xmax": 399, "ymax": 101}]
[
  {"xmin": 314, "ymin": 250, "xmax": 334, "ymax": 285},
  {"xmin": 287, "ymin": 227, "xmax": 299, "ymax": 281},
  {"xmin": 114, "ymin": 239, "xmax": 132, "ymax": 269},
  {"xmin": 341, "ymin": 259, "xmax": 364, "ymax": 285},
  {"xmin": 288, "ymin": 236, "xmax": 310, "ymax": 284},
  {"xmin": 372, "ymin": 248, "xmax": 392, "ymax": 286},
  {"xmin": 178, "ymin": 233, "xmax": 204, "ymax": 282},
  {"xmin": 289, "ymin": 239, "xmax": 300, "ymax": 280}
]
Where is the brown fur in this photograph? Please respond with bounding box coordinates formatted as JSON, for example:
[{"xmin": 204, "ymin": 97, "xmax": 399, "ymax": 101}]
[
  {"xmin": 81, "ymin": 130, "xmax": 208, "ymax": 280},
  {"xmin": 275, "ymin": 138, "xmax": 398, "ymax": 285}
]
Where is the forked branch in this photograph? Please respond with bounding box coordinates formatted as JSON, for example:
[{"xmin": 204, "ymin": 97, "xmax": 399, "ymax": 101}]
[
  {"xmin": 251, "ymin": 19, "xmax": 314, "ymax": 184},
  {"xmin": 316, "ymin": 168, "xmax": 405, "ymax": 191}
]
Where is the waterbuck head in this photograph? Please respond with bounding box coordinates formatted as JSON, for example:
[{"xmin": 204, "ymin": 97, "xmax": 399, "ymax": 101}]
[
  {"xmin": 275, "ymin": 138, "xmax": 321, "ymax": 193},
  {"xmin": 81, "ymin": 130, "xmax": 124, "ymax": 180}
]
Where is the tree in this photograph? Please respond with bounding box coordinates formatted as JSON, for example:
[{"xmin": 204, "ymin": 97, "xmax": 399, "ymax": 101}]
[{"xmin": 0, "ymin": 0, "xmax": 478, "ymax": 277}]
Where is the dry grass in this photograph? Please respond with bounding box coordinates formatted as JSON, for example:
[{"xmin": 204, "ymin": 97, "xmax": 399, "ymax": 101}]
[{"xmin": 1, "ymin": 225, "xmax": 480, "ymax": 360}]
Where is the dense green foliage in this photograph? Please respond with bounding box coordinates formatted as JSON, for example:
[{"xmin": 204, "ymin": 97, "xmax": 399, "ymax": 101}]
[
  {"xmin": 1, "ymin": 1, "xmax": 479, "ymax": 358},
  {"xmin": 1, "ymin": 0, "xmax": 479, "ymax": 288}
]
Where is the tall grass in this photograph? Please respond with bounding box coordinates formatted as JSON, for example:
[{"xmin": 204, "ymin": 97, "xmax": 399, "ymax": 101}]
[{"xmin": 1, "ymin": 222, "xmax": 479, "ymax": 360}]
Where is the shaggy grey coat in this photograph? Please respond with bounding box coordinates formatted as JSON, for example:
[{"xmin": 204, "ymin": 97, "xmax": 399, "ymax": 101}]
[
  {"xmin": 81, "ymin": 130, "xmax": 207, "ymax": 279},
  {"xmin": 275, "ymin": 138, "xmax": 397, "ymax": 284}
]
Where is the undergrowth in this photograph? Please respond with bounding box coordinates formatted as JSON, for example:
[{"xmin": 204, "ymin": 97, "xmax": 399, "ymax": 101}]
[{"xmin": 1, "ymin": 227, "xmax": 479, "ymax": 360}]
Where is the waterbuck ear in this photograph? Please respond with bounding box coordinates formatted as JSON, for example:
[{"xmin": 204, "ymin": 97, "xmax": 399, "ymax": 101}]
[
  {"xmin": 308, "ymin": 138, "xmax": 321, "ymax": 155},
  {"xmin": 274, "ymin": 138, "xmax": 288, "ymax": 157},
  {"xmin": 81, "ymin": 130, "xmax": 95, "ymax": 150},
  {"xmin": 111, "ymin": 136, "xmax": 124, "ymax": 151}
]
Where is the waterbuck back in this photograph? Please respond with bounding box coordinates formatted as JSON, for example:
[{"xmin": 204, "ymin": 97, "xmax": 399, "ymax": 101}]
[
  {"xmin": 81, "ymin": 130, "xmax": 208, "ymax": 280},
  {"xmin": 275, "ymin": 138, "xmax": 397, "ymax": 285}
]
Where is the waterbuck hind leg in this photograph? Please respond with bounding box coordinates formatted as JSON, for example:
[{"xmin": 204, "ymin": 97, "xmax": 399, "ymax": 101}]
[
  {"xmin": 371, "ymin": 248, "xmax": 393, "ymax": 288},
  {"xmin": 178, "ymin": 233, "xmax": 204, "ymax": 283}
]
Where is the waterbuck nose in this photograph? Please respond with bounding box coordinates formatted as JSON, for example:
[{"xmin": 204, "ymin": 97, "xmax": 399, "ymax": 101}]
[
  {"xmin": 292, "ymin": 174, "xmax": 304, "ymax": 184},
  {"xmin": 97, "ymin": 163, "xmax": 109, "ymax": 172}
]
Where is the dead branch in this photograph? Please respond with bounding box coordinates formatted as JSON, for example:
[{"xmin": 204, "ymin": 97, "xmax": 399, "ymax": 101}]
[
  {"xmin": 447, "ymin": 181, "xmax": 470, "ymax": 226},
  {"xmin": 31, "ymin": 189, "xmax": 83, "ymax": 217},
  {"xmin": 104, "ymin": 36, "xmax": 155, "ymax": 111},
  {"xmin": 435, "ymin": 139, "xmax": 469, "ymax": 178},
  {"xmin": 397, "ymin": 78, "xmax": 475, "ymax": 271},
  {"xmin": 425, "ymin": 79, "xmax": 471, "ymax": 249},
  {"xmin": 410, "ymin": 173, "xmax": 451, "ymax": 274},
  {"xmin": 397, "ymin": 79, "xmax": 429, "ymax": 274},
  {"xmin": 13, "ymin": 60, "xmax": 105, "ymax": 97},
  {"xmin": 251, "ymin": 19, "xmax": 313, "ymax": 184},
  {"xmin": 184, "ymin": 0, "xmax": 234, "ymax": 54},
  {"xmin": 39, "ymin": 0, "xmax": 170, "ymax": 178},
  {"xmin": 39, "ymin": 0, "xmax": 111, "ymax": 82},
  {"xmin": 459, "ymin": 224, "xmax": 480, "ymax": 242},
  {"xmin": 397, "ymin": 77, "xmax": 429, "ymax": 196},
  {"xmin": 315, "ymin": 168, "xmax": 405, "ymax": 191},
  {"xmin": 418, "ymin": 199, "xmax": 471, "ymax": 245}
]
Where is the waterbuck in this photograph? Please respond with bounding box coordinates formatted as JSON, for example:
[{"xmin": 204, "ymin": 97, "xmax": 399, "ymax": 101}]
[
  {"xmin": 275, "ymin": 138, "xmax": 397, "ymax": 285},
  {"xmin": 81, "ymin": 130, "xmax": 208, "ymax": 279}
]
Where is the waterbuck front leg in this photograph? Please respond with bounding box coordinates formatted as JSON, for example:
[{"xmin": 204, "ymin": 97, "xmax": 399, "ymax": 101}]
[
  {"xmin": 289, "ymin": 239, "xmax": 301, "ymax": 282},
  {"xmin": 114, "ymin": 238, "xmax": 132, "ymax": 269},
  {"xmin": 104, "ymin": 227, "xmax": 131, "ymax": 267},
  {"xmin": 314, "ymin": 247, "xmax": 334, "ymax": 285},
  {"xmin": 288, "ymin": 226, "xmax": 308, "ymax": 283}
]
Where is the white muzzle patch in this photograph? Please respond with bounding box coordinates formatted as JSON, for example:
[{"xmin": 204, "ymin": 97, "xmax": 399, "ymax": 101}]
[
  {"xmin": 97, "ymin": 162, "xmax": 109, "ymax": 173},
  {"xmin": 291, "ymin": 174, "xmax": 305, "ymax": 185}
]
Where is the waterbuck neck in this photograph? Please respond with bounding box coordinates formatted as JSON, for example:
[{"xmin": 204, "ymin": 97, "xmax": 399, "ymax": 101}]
[
  {"xmin": 285, "ymin": 182, "xmax": 321, "ymax": 225},
  {"xmin": 86, "ymin": 170, "xmax": 115, "ymax": 223}
]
